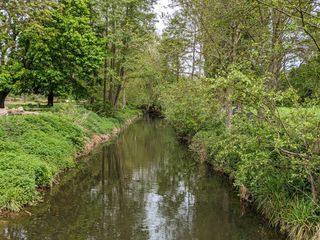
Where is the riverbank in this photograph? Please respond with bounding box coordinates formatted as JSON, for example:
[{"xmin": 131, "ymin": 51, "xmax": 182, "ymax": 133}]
[
  {"xmin": 189, "ymin": 127, "xmax": 320, "ymax": 240},
  {"xmin": 158, "ymin": 79, "xmax": 320, "ymax": 240},
  {"xmin": 0, "ymin": 104, "xmax": 140, "ymax": 213}
]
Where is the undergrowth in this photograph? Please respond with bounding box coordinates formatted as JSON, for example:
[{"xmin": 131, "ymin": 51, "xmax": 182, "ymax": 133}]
[{"xmin": 192, "ymin": 114, "xmax": 320, "ymax": 240}]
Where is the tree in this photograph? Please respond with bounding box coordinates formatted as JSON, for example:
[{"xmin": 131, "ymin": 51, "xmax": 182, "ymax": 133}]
[
  {"xmin": 0, "ymin": 0, "xmax": 32, "ymax": 108},
  {"xmin": 20, "ymin": 0, "xmax": 103, "ymax": 106},
  {"xmin": 125, "ymin": 37, "xmax": 162, "ymax": 107},
  {"xmin": 287, "ymin": 56, "xmax": 320, "ymax": 101},
  {"xmin": 159, "ymin": 12, "xmax": 192, "ymax": 82},
  {"xmin": 91, "ymin": 0, "xmax": 156, "ymax": 107},
  {"xmin": 174, "ymin": 0, "xmax": 318, "ymax": 128}
]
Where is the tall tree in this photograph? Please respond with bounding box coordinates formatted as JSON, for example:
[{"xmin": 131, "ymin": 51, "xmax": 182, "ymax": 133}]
[
  {"xmin": 20, "ymin": 0, "xmax": 103, "ymax": 106},
  {"xmin": 159, "ymin": 13, "xmax": 189, "ymax": 82},
  {"xmin": 0, "ymin": 0, "xmax": 37, "ymax": 108},
  {"xmin": 91, "ymin": 0, "xmax": 156, "ymax": 107}
]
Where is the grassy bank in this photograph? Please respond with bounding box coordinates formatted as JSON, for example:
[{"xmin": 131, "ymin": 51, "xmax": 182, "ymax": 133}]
[
  {"xmin": 188, "ymin": 113, "xmax": 320, "ymax": 240},
  {"xmin": 159, "ymin": 80, "xmax": 320, "ymax": 240},
  {"xmin": 193, "ymin": 135, "xmax": 319, "ymax": 240},
  {"xmin": 0, "ymin": 104, "xmax": 140, "ymax": 212}
]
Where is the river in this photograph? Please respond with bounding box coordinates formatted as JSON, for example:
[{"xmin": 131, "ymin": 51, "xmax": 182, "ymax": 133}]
[{"xmin": 0, "ymin": 117, "xmax": 283, "ymax": 240}]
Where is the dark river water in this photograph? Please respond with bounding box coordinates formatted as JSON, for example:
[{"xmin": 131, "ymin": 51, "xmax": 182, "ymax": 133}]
[{"xmin": 0, "ymin": 117, "xmax": 283, "ymax": 240}]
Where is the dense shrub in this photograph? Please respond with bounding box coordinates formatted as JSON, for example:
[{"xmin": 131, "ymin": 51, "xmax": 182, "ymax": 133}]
[
  {"xmin": 84, "ymin": 101, "xmax": 114, "ymax": 117},
  {"xmin": 159, "ymin": 78, "xmax": 222, "ymax": 136}
]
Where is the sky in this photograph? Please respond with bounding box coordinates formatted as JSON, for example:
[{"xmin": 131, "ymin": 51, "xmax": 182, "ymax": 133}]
[{"xmin": 153, "ymin": 0, "xmax": 175, "ymax": 34}]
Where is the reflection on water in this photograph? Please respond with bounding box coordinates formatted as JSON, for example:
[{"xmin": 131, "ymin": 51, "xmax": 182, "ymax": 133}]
[{"xmin": 0, "ymin": 117, "xmax": 283, "ymax": 240}]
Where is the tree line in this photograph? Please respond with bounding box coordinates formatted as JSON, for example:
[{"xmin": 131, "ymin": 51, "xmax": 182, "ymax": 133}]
[
  {"xmin": 0, "ymin": 0, "xmax": 155, "ymax": 108},
  {"xmin": 159, "ymin": 0, "xmax": 320, "ymax": 100}
]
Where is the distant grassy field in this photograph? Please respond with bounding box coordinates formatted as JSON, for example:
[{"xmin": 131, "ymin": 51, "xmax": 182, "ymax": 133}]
[{"xmin": 278, "ymin": 107, "xmax": 320, "ymax": 118}]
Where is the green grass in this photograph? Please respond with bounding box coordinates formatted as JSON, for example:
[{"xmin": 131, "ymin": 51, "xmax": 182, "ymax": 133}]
[
  {"xmin": 0, "ymin": 104, "xmax": 139, "ymax": 211},
  {"xmin": 278, "ymin": 107, "xmax": 320, "ymax": 118}
]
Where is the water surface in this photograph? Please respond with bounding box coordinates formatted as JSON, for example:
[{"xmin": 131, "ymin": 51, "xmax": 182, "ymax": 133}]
[{"xmin": 0, "ymin": 118, "xmax": 283, "ymax": 240}]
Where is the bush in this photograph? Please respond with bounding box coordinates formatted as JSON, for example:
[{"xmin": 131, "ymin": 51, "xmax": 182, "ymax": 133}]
[
  {"xmin": 84, "ymin": 101, "xmax": 114, "ymax": 117},
  {"xmin": 159, "ymin": 79, "xmax": 222, "ymax": 136}
]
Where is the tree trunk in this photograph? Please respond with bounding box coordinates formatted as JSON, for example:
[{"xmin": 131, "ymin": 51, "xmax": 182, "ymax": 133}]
[
  {"xmin": 191, "ymin": 31, "xmax": 197, "ymax": 80},
  {"xmin": 103, "ymin": 13, "xmax": 109, "ymax": 104},
  {"xmin": 114, "ymin": 24, "xmax": 128, "ymax": 107},
  {"xmin": 309, "ymin": 173, "xmax": 318, "ymax": 202},
  {"xmin": 122, "ymin": 87, "xmax": 126, "ymax": 109},
  {"xmin": 176, "ymin": 56, "xmax": 180, "ymax": 82},
  {"xmin": 113, "ymin": 83, "xmax": 122, "ymax": 107},
  {"xmin": 108, "ymin": 7, "xmax": 116, "ymax": 104},
  {"xmin": 108, "ymin": 42, "xmax": 116, "ymax": 104},
  {"xmin": 103, "ymin": 57, "xmax": 108, "ymax": 104},
  {"xmin": 47, "ymin": 91, "xmax": 54, "ymax": 107},
  {"xmin": 0, "ymin": 91, "xmax": 9, "ymax": 109},
  {"xmin": 114, "ymin": 55, "xmax": 126, "ymax": 107},
  {"xmin": 225, "ymin": 88, "xmax": 233, "ymax": 131},
  {"xmin": 268, "ymin": 9, "xmax": 285, "ymax": 89},
  {"xmin": 226, "ymin": 103, "xmax": 233, "ymax": 130}
]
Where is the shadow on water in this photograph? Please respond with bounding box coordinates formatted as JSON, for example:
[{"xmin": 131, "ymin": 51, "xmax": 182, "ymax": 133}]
[{"xmin": 0, "ymin": 117, "xmax": 284, "ymax": 240}]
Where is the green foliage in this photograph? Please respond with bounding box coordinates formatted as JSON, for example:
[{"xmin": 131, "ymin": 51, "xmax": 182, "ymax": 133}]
[
  {"xmin": 0, "ymin": 152, "xmax": 50, "ymax": 211},
  {"xmin": 0, "ymin": 104, "xmax": 139, "ymax": 211},
  {"xmin": 19, "ymin": 0, "xmax": 103, "ymax": 101},
  {"xmin": 191, "ymin": 108, "xmax": 320, "ymax": 239},
  {"xmin": 0, "ymin": 62, "xmax": 24, "ymax": 93},
  {"xmin": 159, "ymin": 12, "xmax": 191, "ymax": 82},
  {"xmin": 159, "ymin": 78, "xmax": 222, "ymax": 136},
  {"xmin": 113, "ymin": 106, "xmax": 140, "ymax": 123},
  {"xmin": 161, "ymin": 66, "xmax": 320, "ymax": 239},
  {"xmin": 287, "ymin": 57, "xmax": 320, "ymax": 101},
  {"xmin": 0, "ymin": 0, "xmax": 31, "ymax": 98},
  {"xmin": 90, "ymin": 0, "xmax": 156, "ymax": 107},
  {"xmin": 84, "ymin": 101, "xmax": 115, "ymax": 117},
  {"xmin": 157, "ymin": 0, "xmax": 320, "ymax": 239},
  {"xmin": 125, "ymin": 39, "xmax": 162, "ymax": 107}
]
